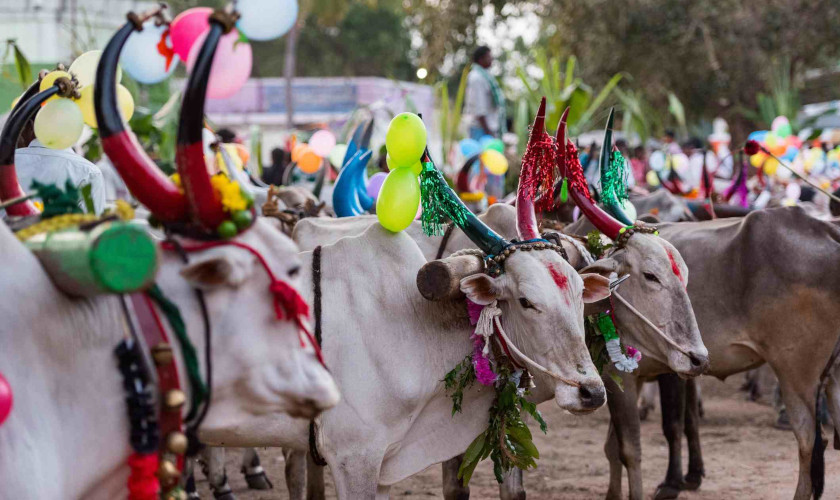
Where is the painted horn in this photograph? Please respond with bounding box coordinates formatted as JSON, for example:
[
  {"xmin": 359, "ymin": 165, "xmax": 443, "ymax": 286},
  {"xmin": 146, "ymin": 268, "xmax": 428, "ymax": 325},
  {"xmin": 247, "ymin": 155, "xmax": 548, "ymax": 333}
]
[
  {"xmin": 332, "ymin": 149, "xmax": 370, "ymax": 217},
  {"xmin": 354, "ymin": 120, "xmax": 375, "ymax": 210},
  {"xmin": 557, "ymin": 113, "xmax": 625, "ymax": 240},
  {"xmin": 95, "ymin": 20, "xmax": 187, "ymax": 223},
  {"xmin": 422, "ymin": 149, "xmax": 509, "ymax": 256},
  {"xmin": 0, "ymin": 86, "xmax": 64, "ymax": 216},
  {"xmin": 598, "ymin": 109, "xmax": 634, "ymax": 225},
  {"xmin": 515, "ymin": 97, "xmax": 548, "ymax": 241},
  {"xmin": 455, "ymin": 153, "xmax": 481, "ymax": 193},
  {"xmin": 174, "ymin": 13, "xmax": 231, "ymax": 230}
]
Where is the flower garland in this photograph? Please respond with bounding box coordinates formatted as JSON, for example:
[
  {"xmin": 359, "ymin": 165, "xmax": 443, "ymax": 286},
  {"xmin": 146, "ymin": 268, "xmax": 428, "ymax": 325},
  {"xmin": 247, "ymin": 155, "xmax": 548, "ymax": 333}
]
[
  {"xmin": 442, "ymin": 299, "xmax": 546, "ymax": 485},
  {"xmin": 170, "ymin": 172, "xmax": 254, "ymax": 238}
]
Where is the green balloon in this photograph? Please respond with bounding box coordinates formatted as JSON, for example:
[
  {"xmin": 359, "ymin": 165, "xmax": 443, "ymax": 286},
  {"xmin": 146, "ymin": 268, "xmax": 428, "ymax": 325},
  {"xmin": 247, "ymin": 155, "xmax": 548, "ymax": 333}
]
[
  {"xmin": 376, "ymin": 166, "xmax": 420, "ymax": 232},
  {"xmin": 486, "ymin": 138, "xmax": 505, "ymax": 153},
  {"xmin": 385, "ymin": 112, "xmax": 427, "ymax": 167},
  {"xmin": 776, "ymin": 122, "xmax": 792, "ymax": 139}
]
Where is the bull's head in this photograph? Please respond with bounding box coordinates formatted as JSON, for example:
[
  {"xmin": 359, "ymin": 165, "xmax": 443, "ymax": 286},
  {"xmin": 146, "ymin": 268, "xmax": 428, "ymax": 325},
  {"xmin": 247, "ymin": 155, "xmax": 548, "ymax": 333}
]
[
  {"xmin": 417, "ymin": 99, "xmax": 609, "ymax": 413},
  {"xmin": 94, "ymin": 10, "xmax": 339, "ymax": 432},
  {"xmin": 560, "ymin": 109, "xmax": 708, "ymax": 376}
]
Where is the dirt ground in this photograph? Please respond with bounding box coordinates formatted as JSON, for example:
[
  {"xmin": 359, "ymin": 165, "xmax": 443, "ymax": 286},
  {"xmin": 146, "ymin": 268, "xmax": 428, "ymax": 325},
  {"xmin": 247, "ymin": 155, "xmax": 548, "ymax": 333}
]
[{"xmin": 196, "ymin": 375, "xmax": 840, "ymax": 499}]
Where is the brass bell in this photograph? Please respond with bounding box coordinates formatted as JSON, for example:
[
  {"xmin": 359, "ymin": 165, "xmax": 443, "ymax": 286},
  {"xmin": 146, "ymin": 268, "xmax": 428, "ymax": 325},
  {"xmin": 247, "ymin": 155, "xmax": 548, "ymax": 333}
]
[
  {"xmin": 151, "ymin": 343, "xmax": 173, "ymax": 366},
  {"xmin": 157, "ymin": 459, "xmax": 181, "ymax": 482},
  {"xmin": 166, "ymin": 431, "xmax": 189, "ymax": 455},
  {"xmin": 163, "ymin": 389, "xmax": 186, "ymax": 411}
]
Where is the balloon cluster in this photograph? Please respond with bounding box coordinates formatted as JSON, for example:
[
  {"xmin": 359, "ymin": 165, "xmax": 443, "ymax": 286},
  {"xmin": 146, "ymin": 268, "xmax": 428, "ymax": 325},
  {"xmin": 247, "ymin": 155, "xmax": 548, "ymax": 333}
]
[
  {"xmin": 458, "ymin": 135, "xmax": 508, "ymax": 175},
  {"xmin": 170, "ymin": 1, "xmax": 298, "ymax": 100},
  {"xmin": 377, "ymin": 113, "xmax": 427, "ymax": 232},
  {"xmin": 747, "ymin": 116, "xmax": 801, "ymax": 176},
  {"xmin": 291, "ymin": 129, "xmax": 337, "ymax": 174}
]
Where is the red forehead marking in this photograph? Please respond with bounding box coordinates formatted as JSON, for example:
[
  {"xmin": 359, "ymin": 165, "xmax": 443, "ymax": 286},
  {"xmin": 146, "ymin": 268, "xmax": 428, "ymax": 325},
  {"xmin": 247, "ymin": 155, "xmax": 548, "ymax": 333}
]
[
  {"xmin": 546, "ymin": 264, "xmax": 572, "ymax": 305},
  {"xmin": 667, "ymin": 250, "xmax": 684, "ymax": 283}
]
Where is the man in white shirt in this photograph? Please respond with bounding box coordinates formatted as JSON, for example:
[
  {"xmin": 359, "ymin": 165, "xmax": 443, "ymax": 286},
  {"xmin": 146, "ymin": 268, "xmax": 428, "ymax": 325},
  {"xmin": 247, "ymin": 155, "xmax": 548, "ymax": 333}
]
[
  {"xmin": 464, "ymin": 46, "xmax": 505, "ymax": 140},
  {"xmin": 13, "ymin": 123, "xmax": 105, "ymax": 214}
]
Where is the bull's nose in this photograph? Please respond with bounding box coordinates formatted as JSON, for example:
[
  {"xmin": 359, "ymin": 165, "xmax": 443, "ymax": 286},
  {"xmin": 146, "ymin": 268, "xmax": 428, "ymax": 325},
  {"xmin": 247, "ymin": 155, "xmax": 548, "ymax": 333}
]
[
  {"xmin": 579, "ymin": 382, "xmax": 606, "ymax": 409},
  {"xmin": 688, "ymin": 351, "xmax": 710, "ymax": 374}
]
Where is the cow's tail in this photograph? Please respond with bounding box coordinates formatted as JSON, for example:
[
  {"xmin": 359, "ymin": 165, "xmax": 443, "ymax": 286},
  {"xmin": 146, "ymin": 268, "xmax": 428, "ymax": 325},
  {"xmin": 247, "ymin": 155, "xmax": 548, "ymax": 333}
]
[{"xmin": 812, "ymin": 332, "xmax": 840, "ymax": 499}]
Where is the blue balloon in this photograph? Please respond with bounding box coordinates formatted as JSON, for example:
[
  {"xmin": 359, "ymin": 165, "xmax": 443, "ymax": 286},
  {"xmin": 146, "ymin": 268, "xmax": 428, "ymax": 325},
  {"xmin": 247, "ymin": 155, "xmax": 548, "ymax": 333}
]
[
  {"xmin": 459, "ymin": 138, "xmax": 482, "ymax": 158},
  {"xmin": 748, "ymin": 130, "xmax": 769, "ymax": 143},
  {"xmin": 120, "ymin": 22, "xmax": 179, "ymax": 84},
  {"xmin": 783, "ymin": 145, "xmax": 799, "ymax": 161},
  {"xmin": 237, "ymin": 0, "xmax": 298, "ymax": 41},
  {"xmin": 479, "ymin": 135, "xmax": 495, "ymax": 148}
]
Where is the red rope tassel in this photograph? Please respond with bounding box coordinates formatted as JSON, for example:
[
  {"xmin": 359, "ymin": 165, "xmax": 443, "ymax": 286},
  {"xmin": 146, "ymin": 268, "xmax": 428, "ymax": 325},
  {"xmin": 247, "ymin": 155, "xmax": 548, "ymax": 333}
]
[
  {"xmin": 564, "ymin": 142, "xmax": 594, "ymax": 204},
  {"xmin": 519, "ymin": 128, "xmax": 557, "ymax": 213},
  {"xmin": 127, "ymin": 453, "xmax": 159, "ymax": 500}
]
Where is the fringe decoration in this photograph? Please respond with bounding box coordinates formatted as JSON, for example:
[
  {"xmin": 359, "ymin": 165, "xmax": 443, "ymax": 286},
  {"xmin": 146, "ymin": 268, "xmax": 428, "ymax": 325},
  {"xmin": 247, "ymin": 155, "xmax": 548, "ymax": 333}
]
[
  {"xmin": 420, "ymin": 161, "xmax": 470, "ymax": 236},
  {"xmin": 603, "ymin": 150, "xmax": 629, "ymax": 205},
  {"xmin": 127, "ymin": 453, "xmax": 159, "ymax": 500},
  {"xmin": 564, "ymin": 142, "xmax": 594, "ymax": 204},
  {"xmin": 519, "ymin": 128, "xmax": 557, "ymax": 212},
  {"xmin": 595, "ymin": 312, "xmax": 641, "ymax": 373}
]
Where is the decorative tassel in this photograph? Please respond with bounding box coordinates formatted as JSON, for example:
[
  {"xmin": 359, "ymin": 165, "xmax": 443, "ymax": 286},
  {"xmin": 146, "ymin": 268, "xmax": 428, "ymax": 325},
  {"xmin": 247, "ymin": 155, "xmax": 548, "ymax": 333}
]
[
  {"xmin": 472, "ymin": 335, "xmax": 497, "ymax": 386},
  {"xmin": 603, "ymin": 150, "xmax": 630, "ymax": 205},
  {"xmin": 564, "ymin": 142, "xmax": 594, "ymax": 204},
  {"xmin": 559, "ymin": 177, "xmax": 569, "ymax": 203},
  {"xmin": 420, "ymin": 160, "xmax": 470, "ymax": 236},
  {"xmin": 595, "ymin": 313, "xmax": 641, "ymax": 373},
  {"xmin": 475, "ymin": 300, "xmax": 503, "ymax": 356},
  {"xmin": 519, "ymin": 128, "xmax": 557, "ymax": 213},
  {"xmin": 127, "ymin": 453, "xmax": 159, "ymax": 500}
]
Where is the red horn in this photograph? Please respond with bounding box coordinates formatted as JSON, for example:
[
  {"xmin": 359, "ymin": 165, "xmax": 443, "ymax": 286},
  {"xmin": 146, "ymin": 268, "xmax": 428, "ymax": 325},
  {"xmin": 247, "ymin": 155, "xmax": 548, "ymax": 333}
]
[
  {"xmin": 516, "ymin": 97, "xmax": 551, "ymax": 241},
  {"xmin": 558, "ymin": 116, "xmax": 625, "ymax": 240},
  {"xmin": 95, "ymin": 20, "xmax": 188, "ymax": 223},
  {"xmin": 174, "ymin": 13, "xmax": 230, "ymax": 231}
]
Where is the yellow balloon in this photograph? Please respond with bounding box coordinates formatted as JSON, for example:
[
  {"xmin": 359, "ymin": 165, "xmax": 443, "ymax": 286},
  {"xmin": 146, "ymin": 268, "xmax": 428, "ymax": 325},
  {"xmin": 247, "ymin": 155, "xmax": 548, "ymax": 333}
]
[
  {"xmin": 646, "ymin": 170, "xmax": 660, "ymax": 187},
  {"xmin": 39, "ymin": 71, "xmax": 72, "ymax": 104},
  {"xmin": 481, "ymin": 149, "xmax": 508, "ymax": 175},
  {"xmin": 69, "ymin": 50, "xmax": 121, "ymax": 88},
  {"xmin": 34, "ymin": 98, "xmax": 84, "ymax": 149},
  {"xmin": 763, "ymin": 157, "xmax": 779, "ymax": 176},
  {"xmin": 76, "ymin": 84, "xmax": 134, "ymax": 128},
  {"xmin": 749, "ymin": 152, "xmax": 766, "ymax": 168},
  {"xmin": 376, "ymin": 166, "xmax": 420, "ymax": 232}
]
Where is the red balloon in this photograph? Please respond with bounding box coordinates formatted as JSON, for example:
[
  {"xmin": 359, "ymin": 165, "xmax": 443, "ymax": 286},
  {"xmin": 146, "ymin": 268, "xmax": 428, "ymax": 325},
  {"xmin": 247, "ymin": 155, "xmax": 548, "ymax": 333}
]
[
  {"xmin": 170, "ymin": 7, "xmax": 212, "ymax": 61},
  {"xmin": 0, "ymin": 371, "xmax": 12, "ymax": 426}
]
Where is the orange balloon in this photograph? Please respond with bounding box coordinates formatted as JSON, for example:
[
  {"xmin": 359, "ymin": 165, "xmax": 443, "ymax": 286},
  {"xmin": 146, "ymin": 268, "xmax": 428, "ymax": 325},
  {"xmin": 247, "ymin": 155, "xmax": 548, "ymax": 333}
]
[
  {"xmin": 298, "ymin": 149, "xmax": 322, "ymax": 174},
  {"xmin": 234, "ymin": 143, "xmax": 250, "ymax": 165},
  {"xmin": 771, "ymin": 144, "xmax": 786, "ymax": 156},
  {"xmin": 291, "ymin": 143, "xmax": 308, "ymax": 163}
]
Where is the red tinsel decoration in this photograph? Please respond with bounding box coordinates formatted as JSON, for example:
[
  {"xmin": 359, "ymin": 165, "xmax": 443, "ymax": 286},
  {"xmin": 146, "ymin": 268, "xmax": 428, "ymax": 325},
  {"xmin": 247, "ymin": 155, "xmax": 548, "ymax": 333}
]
[
  {"xmin": 564, "ymin": 141, "xmax": 594, "ymax": 204},
  {"xmin": 744, "ymin": 140, "xmax": 760, "ymax": 156},
  {"xmin": 127, "ymin": 453, "xmax": 159, "ymax": 500},
  {"xmin": 519, "ymin": 127, "xmax": 557, "ymax": 213}
]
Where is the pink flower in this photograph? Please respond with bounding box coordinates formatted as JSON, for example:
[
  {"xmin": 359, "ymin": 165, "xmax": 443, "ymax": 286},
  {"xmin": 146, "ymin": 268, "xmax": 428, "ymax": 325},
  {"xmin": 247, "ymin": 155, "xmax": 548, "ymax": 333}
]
[
  {"xmin": 626, "ymin": 345, "xmax": 642, "ymax": 362},
  {"xmin": 472, "ymin": 335, "xmax": 497, "ymax": 386}
]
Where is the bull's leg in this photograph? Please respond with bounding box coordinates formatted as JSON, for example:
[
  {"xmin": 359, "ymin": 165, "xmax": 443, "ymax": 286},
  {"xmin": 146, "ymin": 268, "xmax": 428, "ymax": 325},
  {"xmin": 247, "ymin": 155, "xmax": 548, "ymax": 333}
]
[
  {"xmin": 777, "ymin": 378, "xmax": 818, "ymax": 500},
  {"xmin": 499, "ymin": 467, "xmax": 525, "ymax": 500},
  {"xmin": 329, "ymin": 450, "xmax": 385, "ymax": 500},
  {"xmin": 184, "ymin": 457, "xmax": 201, "ymax": 500},
  {"xmin": 654, "ymin": 373, "xmax": 686, "ymax": 500},
  {"xmin": 825, "ymin": 366, "xmax": 840, "ymax": 449},
  {"xmin": 200, "ymin": 447, "xmax": 236, "ymax": 500},
  {"xmin": 241, "ymin": 448, "xmax": 273, "ymax": 490},
  {"xmin": 306, "ymin": 450, "xmax": 327, "ymax": 500},
  {"xmin": 638, "ymin": 381, "xmax": 658, "ymax": 421},
  {"xmin": 683, "ymin": 378, "xmax": 704, "ymax": 490},
  {"xmin": 442, "ymin": 455, "xmax": 470, "ymax": 500},
  {"xmin": 603, "ymin": 420, "xmax": 623, "ymax": 500},
  {"xmin": 603, "ymin": 371, "xmax": 644, "ymax": 500},
  {"xmin": 283, "ymin": 449, "xmax": 307, "ymax": 500}
]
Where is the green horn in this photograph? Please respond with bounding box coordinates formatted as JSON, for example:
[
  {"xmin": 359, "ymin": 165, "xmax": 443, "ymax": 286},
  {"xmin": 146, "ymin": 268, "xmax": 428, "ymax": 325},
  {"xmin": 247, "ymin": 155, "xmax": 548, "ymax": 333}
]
[{"xmin": 599, "ymin": 108, "xmax": 634, "ymax": 225}]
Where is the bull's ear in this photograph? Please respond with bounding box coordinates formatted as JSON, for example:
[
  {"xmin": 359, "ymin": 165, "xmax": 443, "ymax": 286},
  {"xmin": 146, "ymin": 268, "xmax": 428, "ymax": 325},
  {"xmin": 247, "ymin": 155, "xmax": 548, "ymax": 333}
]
[
  {"xmin": 460, "ymin": 273, "xmax": 500, "ymax": 305},
  {"xmin": 580, "ymin": 258, "xmax": 619, "ymax": 279},
  {"xmin": 581, "ymin": 273, "xmax": 611, "ymax": 303},
  {"xmin": 180, "ymin": 247, "xmax": 255, "ymax": 289}
]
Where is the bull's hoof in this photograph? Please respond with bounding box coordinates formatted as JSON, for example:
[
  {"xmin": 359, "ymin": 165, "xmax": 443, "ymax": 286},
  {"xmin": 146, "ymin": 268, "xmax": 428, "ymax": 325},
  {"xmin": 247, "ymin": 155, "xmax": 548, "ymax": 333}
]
[
  {"xmin": 187, "ymin": 493, "xmax": 201, "ymax": 500},
  {"xmin": 443, "ymin": 488, "xmax": 470, "ymax": 500},
  {"xmin": 653, "ymin": 483, "xmax": 681, "ymax": 500},
  {"xmin": 682, "ymin": 472, "xmax": 703, "ymax": 490},
  {"xmin": 639, "ymin": 407, "xmax": 650, "ymax": 421},
  {"xmin": 212, "ymin": 492, "xmax": 236, "ymax": 500},
  {"xmin": 244, "ymin": 471, "xmax": 274, "ymax": 490}
]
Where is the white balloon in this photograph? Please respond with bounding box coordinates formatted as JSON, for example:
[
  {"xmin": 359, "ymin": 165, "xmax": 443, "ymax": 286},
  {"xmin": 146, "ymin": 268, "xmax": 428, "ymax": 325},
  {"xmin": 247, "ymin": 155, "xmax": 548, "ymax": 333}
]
[
  {"xmin": 237, "ymin": 0, "xmax": 298, "ymax": 41},
  {"xmin": 121, "ymin": 22, "xmax": 180, "ymax": 84}
]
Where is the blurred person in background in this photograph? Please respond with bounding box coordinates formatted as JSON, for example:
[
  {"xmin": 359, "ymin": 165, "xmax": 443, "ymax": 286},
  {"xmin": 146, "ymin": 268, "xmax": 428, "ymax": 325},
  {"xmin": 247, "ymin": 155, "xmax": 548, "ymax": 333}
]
[
  {"xmin": 262, "ymin": 147, "xmax": 290, "ymax": 186},
  {"xmin": 630, "ymin": 146, "xmax": 648, "ymax": 185},
  {"xmin": 464, "ymin": 46, "xmax": 505, "ymax": 140}
]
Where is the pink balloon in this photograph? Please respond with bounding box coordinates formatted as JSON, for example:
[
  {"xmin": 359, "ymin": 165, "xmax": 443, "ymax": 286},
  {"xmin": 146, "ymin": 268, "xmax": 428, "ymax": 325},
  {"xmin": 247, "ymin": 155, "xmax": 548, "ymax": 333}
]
[
  {"xmin": 0, "ymin": 371, "xmax": 12, "ymax": 426},
  {"xmin": 366, "ymin": 172, "xmax": 388, "ymax": 199},
  {"xmin": 170, "ymin": 7, "xmax": 212, "ymax": 61},
  {"xmin": 186, "ymin": 29, "xmax": 253, "ymax": 100},
  {"xmin": 309, "ymin": 129, "xmax": 336, "ymax": 157}
]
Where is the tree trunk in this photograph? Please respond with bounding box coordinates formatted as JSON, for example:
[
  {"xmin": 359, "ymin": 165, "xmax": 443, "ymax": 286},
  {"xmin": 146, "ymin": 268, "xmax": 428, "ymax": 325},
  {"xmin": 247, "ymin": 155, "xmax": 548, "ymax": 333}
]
[{"xmin": 284, "ymin": 20, "xmax": 301, "ymax": 129}]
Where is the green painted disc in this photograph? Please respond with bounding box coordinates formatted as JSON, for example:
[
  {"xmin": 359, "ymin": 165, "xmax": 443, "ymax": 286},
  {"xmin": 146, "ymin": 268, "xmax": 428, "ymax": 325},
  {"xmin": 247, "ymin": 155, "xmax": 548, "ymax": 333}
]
[{"xmin": 89, "ymin": 223, "xmax": 158, "ymax": 293}]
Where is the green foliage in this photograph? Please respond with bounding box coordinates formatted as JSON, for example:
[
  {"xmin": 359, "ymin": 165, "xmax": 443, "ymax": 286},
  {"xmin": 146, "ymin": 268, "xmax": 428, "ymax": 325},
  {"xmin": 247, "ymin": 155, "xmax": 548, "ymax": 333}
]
[
  {"xmin": 585, "ymin": 230, "xmax": 611, "ymax": 259},
  {"xmin": 437, "ymin": 64, "xmax": 471, "ymax": 165},
  {"xmin": 516, "ymin": 50, "xmax": 622, "ymax": 140},
  {"xmin": 2, "ymin": 40, "xmax": 31, "ymax": 90},
  {"xmin": 445, "ymin": 359, "xmax": 546, "ymax": 486}
]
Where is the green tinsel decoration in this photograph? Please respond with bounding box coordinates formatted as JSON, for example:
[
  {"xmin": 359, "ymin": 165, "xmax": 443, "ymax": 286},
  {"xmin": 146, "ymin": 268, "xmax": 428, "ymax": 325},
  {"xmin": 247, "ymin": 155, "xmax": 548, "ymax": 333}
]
[
  {"xmin": 602, "ymin": 150, "xmax": 629, "ymax": 205},
  {"xmin": 147, "ymin": 284, "xmax": 208, "ymax": 421},
  {"xmin": 420, "ymin": 160, "xmax": 470, "ymax": 236},
  {"xmin": 595, "ymin": 312, "xmax": 619, "ymax": 341},
  {"xmin": 559, "ymin": 177, "xmax": 569, "ymax": 203},
  {"xmin": 31, "ymin": 180, "xmax": 84, "ymax": 218}
]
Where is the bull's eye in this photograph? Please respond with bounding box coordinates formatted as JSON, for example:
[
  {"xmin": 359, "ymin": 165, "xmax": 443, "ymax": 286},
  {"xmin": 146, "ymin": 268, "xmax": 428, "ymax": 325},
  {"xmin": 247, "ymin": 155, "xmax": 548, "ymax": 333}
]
[
  {"xmin": 643, "ymin": 272, "xmax": 660, "ymax": 284},
  {"xmin": 519, "ymin": 297, "xmax": 536, "ymax": 309},
  {"xmin": 288, "ymin": 265, "xmax": 301, "ymax": 277}
]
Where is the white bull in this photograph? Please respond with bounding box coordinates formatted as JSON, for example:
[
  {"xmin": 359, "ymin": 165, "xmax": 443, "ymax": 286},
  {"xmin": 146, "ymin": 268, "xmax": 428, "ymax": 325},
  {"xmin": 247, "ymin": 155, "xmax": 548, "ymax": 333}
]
[{"xmin": 0, "ymin": 219, "xmax": 339, "ymax": 499}]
